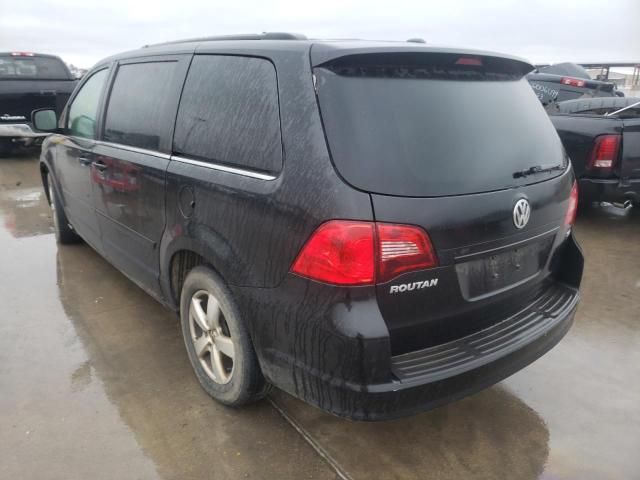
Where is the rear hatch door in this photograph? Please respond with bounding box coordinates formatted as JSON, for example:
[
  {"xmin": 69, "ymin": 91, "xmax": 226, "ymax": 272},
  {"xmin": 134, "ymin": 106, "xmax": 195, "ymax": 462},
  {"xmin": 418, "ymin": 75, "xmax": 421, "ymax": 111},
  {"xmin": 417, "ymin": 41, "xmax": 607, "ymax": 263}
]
[{"xmin": 313, "ymin": 48, "xmax": 574, "ymax": 354}]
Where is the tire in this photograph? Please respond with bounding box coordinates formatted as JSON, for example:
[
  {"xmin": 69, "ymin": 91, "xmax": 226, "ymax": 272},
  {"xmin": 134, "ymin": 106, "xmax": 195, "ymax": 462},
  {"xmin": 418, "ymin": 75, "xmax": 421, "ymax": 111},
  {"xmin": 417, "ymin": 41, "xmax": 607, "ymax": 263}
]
[
  {"xmin": 0, "ymin": 139, "xmax": 13, "ymax": 157},
  {"xmin": 47, "ymin": 174, "xmax": 81, "ymax": 244},
  {"xmin": 180, "ymin": 266, "xmax": 269, "ymax": 406}
]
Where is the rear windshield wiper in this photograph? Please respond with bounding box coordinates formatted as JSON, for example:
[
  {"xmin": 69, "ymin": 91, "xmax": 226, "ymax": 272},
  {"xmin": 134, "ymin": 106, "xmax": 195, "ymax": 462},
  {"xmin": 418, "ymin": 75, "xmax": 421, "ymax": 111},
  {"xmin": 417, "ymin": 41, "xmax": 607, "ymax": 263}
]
[{"xmin": 513, "ymin": 163, "xmax": 565, "ymax": 178}]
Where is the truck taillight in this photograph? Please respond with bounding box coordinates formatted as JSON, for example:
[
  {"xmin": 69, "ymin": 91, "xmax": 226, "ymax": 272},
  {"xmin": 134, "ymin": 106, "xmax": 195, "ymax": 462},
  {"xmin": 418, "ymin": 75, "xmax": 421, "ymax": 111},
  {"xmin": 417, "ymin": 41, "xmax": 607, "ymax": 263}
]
[
  {"xmin": 588, "ymin": 134, "xmax": 621, "ymax": 171},
  {"xmin": 291, "ymin": 220, "xmax": 438, "ymax": 286},
  {"xmin": 560, "ymin": 77, "xmax": 585, "ymax": 87},
  {"xmin": 565, "ymin": 181, "xmax": 579, "ymax": 226}
]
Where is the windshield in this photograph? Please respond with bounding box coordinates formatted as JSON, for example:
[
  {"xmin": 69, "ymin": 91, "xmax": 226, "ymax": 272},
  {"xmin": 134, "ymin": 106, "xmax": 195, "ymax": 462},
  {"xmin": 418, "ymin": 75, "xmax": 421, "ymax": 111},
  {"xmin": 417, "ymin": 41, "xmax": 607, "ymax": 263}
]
[
  {"xmin": 0, "ymin": 56, "xmax": 71, "ymax": 80},
  {"xmin": 316, "ymin": 60, "xmax": 566, "ymax": 197}
]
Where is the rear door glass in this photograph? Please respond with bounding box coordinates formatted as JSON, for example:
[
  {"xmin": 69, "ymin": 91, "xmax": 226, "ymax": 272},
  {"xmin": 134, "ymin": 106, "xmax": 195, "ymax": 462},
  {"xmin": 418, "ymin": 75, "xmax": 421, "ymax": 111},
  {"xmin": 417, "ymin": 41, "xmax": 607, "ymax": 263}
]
[
  {"xmin": 104, "ymin": 61, "xmax": 180, "ymax": 152},
  {"xmin": 173, "ymin": 55, "xmax": 282, "ymax": 173},
  {"xmin": 316, "ymin": 53, "xmax": 566, "ymax": 197}
]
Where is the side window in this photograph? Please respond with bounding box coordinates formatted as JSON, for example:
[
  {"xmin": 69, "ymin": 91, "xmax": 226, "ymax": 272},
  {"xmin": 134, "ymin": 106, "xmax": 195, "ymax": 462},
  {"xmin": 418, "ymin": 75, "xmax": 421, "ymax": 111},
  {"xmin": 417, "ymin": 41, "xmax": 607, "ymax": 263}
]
[
  {"xmin": 104, "ymin": 61, "xmax": 178, "ymax": 151},
  {"xmin": 174, "ymin": 55, "xmax": 282, "ymax": 173},
  {"xmin": 67, "ymin": 69, "xmax": 108, "ymax": 139}
]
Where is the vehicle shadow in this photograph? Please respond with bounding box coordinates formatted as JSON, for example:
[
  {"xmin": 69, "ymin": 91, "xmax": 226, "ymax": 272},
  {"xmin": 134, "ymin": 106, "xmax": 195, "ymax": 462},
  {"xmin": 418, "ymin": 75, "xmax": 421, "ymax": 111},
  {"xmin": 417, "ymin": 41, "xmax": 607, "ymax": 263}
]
[{"xmin": 54, "ymin": 245, "xmax": 336, "ymax": 480}]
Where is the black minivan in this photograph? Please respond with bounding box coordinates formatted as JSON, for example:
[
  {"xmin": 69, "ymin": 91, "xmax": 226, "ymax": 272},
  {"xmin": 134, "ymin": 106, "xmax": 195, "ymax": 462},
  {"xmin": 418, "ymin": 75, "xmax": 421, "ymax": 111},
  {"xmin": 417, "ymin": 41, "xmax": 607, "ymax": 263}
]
[{"xmin": 34, "ymin": 33, "xmax": 583, "ymax": 420}]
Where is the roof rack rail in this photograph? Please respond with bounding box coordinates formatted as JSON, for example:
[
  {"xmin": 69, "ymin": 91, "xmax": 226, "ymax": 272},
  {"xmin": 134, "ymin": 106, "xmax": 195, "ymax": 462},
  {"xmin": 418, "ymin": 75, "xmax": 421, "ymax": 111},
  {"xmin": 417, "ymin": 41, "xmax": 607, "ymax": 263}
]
[
  {"xmin": 143, "ymin": 32, "xmax": 307, "ymax": 48},
  {"xmin": 406, "ymin": 38, "xmax": 426, "ymax": 44}
]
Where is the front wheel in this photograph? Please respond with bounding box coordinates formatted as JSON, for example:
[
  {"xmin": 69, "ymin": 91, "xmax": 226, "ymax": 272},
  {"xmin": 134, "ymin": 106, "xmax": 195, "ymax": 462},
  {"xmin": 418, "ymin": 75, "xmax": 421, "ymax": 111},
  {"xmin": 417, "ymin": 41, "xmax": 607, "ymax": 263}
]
[
  {"xmin": 180, "ymin": 266, "xmax": 270, "ymax": 406},
  {"xmin": 48, "ymin": 175, "xmax": 80, "ymax": 244}
]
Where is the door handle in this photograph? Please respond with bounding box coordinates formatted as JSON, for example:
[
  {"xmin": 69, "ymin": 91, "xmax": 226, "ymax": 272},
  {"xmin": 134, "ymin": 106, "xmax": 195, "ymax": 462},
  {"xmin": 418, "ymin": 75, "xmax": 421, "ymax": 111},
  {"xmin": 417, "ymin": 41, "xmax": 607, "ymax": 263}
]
[
  {"xmin": 93, "ymin": 160, "xmax": 108, "ymax": 171},
  {"xmin": 78, "ymin": 157, "xmax": 92, "ymax": 166}
]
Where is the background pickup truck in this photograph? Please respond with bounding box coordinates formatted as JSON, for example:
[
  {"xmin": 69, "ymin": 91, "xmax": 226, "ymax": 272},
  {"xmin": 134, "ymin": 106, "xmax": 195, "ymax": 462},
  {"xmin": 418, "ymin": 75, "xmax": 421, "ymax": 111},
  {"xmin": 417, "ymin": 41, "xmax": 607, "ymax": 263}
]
[
  {"xmin": 549, "ymin": 97, "xmax": 640, "ymax": 207},
  {"xmin": 0, "ymin": 52, "xmax": 77, "ymax": 156}
]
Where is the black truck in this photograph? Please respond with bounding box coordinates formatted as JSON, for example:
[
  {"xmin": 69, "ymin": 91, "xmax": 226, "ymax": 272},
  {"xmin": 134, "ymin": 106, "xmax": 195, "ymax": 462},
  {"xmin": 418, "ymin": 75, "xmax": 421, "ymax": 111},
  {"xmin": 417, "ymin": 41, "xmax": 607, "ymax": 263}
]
[
  {"xmin": 0, "ymin": 52, "xmax": 77, "ymax": 156},
  {"xmin": 549, "ymin": 97, "xmax": 640, "ymax": 207}
]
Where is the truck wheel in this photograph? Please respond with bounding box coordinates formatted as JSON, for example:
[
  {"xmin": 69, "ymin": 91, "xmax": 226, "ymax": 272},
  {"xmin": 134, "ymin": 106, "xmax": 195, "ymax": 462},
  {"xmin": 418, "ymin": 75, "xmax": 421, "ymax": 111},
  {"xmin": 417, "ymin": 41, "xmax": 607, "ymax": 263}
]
[
  {"xmin": 180, "ymin": 266, "xmax": 270, "ymax": 406},
  {"xmin": 48, "ymin": 175, "xmax": 80, "ymax": 244},
  {"xmin": 0, "ymin": 139, "xmax": 13, "ymax": 157}
]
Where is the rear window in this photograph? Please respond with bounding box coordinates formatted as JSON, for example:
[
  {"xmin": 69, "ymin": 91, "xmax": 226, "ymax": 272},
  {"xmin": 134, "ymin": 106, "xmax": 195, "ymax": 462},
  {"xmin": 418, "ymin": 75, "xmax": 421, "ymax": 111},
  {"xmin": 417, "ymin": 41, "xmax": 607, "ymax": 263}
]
[
  {"xmin": 0, "ymin": 56, "xmax": 70, "ymax": 80},
  {"xmin": 316, "ymin": 54, "xmax": 566, "ymax": 197}
]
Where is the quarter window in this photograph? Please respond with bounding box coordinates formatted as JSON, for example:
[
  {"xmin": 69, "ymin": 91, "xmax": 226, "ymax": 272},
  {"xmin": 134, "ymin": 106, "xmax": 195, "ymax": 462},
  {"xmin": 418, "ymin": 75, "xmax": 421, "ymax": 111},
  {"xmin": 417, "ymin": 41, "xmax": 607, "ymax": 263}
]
[
  {"xmin": 67, "ymin": 69, "xmax": 108, "ymax": 139},
  {"xmin": 104, "ymin": 61, "xmax": 179, "ymax": 151},
  {"xmin": 174, "ymin": 55, "xmax": 282, "ymax": 173}
]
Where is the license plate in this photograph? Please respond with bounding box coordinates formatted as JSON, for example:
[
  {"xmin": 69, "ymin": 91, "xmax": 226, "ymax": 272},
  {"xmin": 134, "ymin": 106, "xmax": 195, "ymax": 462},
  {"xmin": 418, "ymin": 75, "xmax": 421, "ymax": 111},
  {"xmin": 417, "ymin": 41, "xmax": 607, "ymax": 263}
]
[{"xmin": 456, "ymin": 238, "xmax": 554, "ymax": 299}]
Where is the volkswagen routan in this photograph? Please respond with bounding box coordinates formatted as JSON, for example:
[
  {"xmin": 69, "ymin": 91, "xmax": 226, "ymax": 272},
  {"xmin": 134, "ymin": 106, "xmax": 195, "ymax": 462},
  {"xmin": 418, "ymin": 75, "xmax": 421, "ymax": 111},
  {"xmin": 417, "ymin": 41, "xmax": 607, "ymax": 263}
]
[{"xmin": 34, "ymin": 33, "xmax": 583, "ymax": 420}]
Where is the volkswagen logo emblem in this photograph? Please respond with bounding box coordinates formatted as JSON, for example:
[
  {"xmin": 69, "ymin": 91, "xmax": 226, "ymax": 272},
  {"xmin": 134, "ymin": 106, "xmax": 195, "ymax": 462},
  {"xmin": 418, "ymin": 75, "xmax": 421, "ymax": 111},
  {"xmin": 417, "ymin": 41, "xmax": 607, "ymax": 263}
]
[{"xmin": 513, "ymin": 199, "xmax": 531, "ymax": 229}]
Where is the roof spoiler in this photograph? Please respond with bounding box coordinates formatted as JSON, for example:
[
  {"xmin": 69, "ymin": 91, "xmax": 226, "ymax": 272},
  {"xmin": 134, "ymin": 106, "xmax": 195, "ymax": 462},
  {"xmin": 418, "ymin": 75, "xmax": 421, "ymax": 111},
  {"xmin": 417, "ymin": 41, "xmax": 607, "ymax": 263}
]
[{"xmin": 311, "ymin": 46, "xmax": 534, "ymax": 78}]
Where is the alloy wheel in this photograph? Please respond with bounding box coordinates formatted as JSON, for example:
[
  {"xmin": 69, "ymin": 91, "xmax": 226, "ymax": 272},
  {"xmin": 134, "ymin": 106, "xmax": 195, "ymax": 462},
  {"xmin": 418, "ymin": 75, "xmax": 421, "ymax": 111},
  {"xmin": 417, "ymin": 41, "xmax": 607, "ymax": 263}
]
[{"xmin": 188, "ymin": 290, "xmax": 235, "ymax": 384}]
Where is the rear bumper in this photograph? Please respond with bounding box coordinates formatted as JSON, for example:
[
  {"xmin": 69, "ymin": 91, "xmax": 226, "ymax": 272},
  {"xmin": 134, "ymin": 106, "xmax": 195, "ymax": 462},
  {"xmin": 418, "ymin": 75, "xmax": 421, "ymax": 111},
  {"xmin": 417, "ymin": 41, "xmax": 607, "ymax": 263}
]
[
  {"xmin": 277, "ymin": 282, "xmax": 578, "ymax": 421},
  {"xmin": 0, "ymin": 123, "xmax": 49, "ymax": 145},
  {"xmin": 579, "ymin": 177, "xmax": 640, "ymax": 204},
  {"xmin": 391, "ymin": 284, "xmax": 577, "ymax": 384}
]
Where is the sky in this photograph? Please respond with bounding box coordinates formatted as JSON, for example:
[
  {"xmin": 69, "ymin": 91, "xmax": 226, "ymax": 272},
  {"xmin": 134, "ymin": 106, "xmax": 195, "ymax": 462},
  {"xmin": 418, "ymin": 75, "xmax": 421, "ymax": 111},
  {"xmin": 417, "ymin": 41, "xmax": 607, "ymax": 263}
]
[{"xmin": 1, "ymin": 0, "xmax": 639, "ymax": 69}]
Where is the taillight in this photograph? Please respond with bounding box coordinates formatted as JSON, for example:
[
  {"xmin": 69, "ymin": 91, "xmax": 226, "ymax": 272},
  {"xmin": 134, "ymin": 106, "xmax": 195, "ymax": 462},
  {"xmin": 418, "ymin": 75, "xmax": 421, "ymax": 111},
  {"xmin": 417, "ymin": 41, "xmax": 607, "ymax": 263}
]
[
  {"xmin": 560, "ymin": 77, "xmax": 585, "ymax": 87},
  {"xmin": 587, "ymin": 134, "xmax": 621, "ymax": 171},
  {"xmin": 10, "ymin": 52, "xmax": 35, "ymax": 57},
  {"xmin": 291, "ymin": 221, "xmax": 438, "ymax": 286},
  {"xmin": 290, "ymin": 221, "xmax": 375, "ymax": 286},
  {"xmin": 565, "ymin": 181, "xmax": 579, "ymax": 226},
  {"xmin": 376, "ymin": 223, "xmax": 438, "ymax": 283}
]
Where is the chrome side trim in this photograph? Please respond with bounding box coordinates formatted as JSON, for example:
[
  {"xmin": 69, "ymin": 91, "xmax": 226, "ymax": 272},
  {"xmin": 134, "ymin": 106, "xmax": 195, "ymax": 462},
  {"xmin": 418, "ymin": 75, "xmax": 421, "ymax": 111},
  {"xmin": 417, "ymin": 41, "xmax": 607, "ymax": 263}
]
[
  {"xmin": 170, "ymin": 155, "xmax": 276, "ymax": 181},
  {"xmin": 95, "ymin": 140, "xmax": 171, "ymax": 160}
]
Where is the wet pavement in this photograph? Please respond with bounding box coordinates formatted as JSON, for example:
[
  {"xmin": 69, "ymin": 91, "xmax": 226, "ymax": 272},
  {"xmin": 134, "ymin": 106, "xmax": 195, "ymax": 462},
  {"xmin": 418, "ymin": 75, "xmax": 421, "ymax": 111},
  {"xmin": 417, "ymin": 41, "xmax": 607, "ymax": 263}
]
[{"xmin": 1, "ymin": 152, "xmax": 639, "ymax": 480}]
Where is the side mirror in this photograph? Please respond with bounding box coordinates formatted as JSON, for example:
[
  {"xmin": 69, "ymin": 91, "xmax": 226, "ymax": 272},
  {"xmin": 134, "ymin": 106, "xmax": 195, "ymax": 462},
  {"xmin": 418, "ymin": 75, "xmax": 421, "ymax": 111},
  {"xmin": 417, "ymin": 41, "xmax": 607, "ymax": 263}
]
[{"xmin": 32, "ymin": 109, "xmax": 58, "ymax": 132}]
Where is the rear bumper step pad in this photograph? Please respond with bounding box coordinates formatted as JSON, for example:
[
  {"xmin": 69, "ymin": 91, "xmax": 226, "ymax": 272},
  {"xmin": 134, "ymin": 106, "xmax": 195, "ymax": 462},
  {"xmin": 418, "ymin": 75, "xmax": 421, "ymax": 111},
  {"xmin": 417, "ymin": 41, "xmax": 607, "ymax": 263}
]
[{"xmin": 391, "ymin": 283, "xmax": 578, "ymax": 384}]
